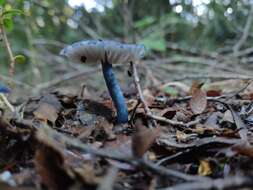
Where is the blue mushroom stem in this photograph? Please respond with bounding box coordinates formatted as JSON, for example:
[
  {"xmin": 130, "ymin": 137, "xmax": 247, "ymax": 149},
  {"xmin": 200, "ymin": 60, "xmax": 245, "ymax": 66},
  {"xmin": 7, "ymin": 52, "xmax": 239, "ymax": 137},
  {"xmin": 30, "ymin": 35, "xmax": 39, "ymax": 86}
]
[
  {"xmin": 101, "ymin": 60, "xmax": 128, "ymax": 124},
  {"xmin": 0, "ymin": 85, "xmax": 10, "ymax": 93}
]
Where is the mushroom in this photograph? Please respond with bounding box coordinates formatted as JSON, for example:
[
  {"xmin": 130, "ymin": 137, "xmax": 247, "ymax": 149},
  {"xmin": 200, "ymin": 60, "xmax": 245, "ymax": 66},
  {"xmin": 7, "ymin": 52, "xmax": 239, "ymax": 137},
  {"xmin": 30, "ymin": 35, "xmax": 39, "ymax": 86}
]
[
  {"xmin": 60, "ymin": 40, "xmax": 145, "ymax": 124},
  {"xmin": 0, "ymin": 84, "xmax": 10, "ymax": 93}
]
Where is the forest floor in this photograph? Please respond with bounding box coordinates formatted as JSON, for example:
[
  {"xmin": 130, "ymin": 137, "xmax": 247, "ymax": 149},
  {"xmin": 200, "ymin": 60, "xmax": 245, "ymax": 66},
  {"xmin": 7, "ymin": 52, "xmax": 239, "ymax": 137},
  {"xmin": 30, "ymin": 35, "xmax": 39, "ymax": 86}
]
[{"xmin": 1, "ymin": 51, "xmax": 253, "ymax": 190}]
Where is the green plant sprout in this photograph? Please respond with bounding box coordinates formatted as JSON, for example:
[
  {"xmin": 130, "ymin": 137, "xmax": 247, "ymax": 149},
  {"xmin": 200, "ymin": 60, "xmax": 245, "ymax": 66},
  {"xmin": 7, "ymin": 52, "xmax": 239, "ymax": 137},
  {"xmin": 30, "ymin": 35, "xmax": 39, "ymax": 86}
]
[{"xmin": 0, "ymin": 0, "xmax": 25, "ymax": 77}]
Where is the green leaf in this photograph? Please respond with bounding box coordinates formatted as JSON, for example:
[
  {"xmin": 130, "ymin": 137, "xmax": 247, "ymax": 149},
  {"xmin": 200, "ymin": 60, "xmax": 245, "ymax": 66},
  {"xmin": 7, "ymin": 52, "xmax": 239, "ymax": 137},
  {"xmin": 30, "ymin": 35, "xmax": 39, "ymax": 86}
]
[
  {"xmin": 163, "ymin": 86, "xmax": 178, "ymax": 97},
  {"xmin": 134, "ymin": 16, "xmax": 155, "ymax": 29},
  {"xmin": 3, "ymin": 17, "xmax": 13, "ymax": 31},
  {"xmin": 0, "ymin": 0, "xmax": 5, "ymax": 6},
  {"xmin": 140, "ymin": 32, "xmax": 166, "ymax": 52},
  {"xmin": 14, "ymin": 55, "xmax": 26, "ymax": 64},
  {"xmin": 141, "ymin": 38, "xmax": 166, "ymax": 52},
  {"xmin": 2, "ymin": 9, "xmax": 23, "ymax": 17}
]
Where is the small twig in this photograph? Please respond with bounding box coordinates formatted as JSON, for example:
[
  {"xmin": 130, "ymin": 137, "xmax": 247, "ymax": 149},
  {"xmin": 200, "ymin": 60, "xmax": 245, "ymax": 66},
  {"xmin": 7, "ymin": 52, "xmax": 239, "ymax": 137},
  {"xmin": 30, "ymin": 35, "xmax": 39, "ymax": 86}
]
[
  {"xmin": 148, "ymin": 114, "xmax": 200, "ymax": 128},
  {"xmin": 73, "ymin": 17, "xmax": 101, "ymax": 39},
  {"xmin": 31, "ymin": 38, "xmax": 66, "ymax": 48},
  {"xmin": 131, "ymin": 62, "xmax": 157, "ymax": 127},
  {"xmin": 173, "ymin": 74, "xmax": 253, "ymax": 81},
  {"xmin": 0, "ymin": 94, "xmax": 15, "ymax": 112},
  {"xmin": 132, "ymin": 62, "xmax": 152, "ymax": 116},
  {"xmin": 129, "ymin": 99, "xmax": 141, "ymax": 125},
  {"xmin": 233, "ymin": 46, "xmax": 253, "ymax": 57},
  {"xmin": 33, "ymin": 67, "xmax": 100, "ymax": 93}
]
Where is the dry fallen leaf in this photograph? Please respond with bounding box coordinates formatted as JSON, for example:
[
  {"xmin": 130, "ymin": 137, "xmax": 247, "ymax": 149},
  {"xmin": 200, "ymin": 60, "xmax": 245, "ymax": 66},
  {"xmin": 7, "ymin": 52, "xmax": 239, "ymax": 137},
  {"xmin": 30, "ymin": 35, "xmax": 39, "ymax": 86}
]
[
  {"xmin": 206, "ymin": 89, "xmax": 221, "ymax": 97},
  {"xmin": 176, "ymin": 130, "xmax": 188, "ymax": 143},
  {"xmin": 104, "ymin": 134, "xmax": 132, "ymax": 157},
  {"xmin": 193, "ymin": 124, "xmax": 216, "ymax": 135},
  {"xmin": 188, "ymin": 81, "xmax": 204, "ymax": 95},
  {"xmin": 205, "ymin": 79, "xmax": 248, "ymax": 94},
  {"xmin": 143, "ymin": 89, "xmax": 155, "ymax": 107},
  {"xmin": 198, "ymin": 160, "xmax": 212, "ymax": 176},
  {"xmin": 103, "ymin": 134, "xmax": 134, "ymax": 170},
  {"xmin": 232, "ymin": 141, "xmax": 253, "ymax": 158},
  {"xmin": 33, "ymin": 94, "xmax": 62, "ymax": 123},
  {"xmin": 35, "ymin": 146, "xmax": 75, "ymax": 190},
  {"xmin": 132, "ymin": 124, "xmax": 160, "ymax": 158},
  {"xmin": 73, "ymin": 164, "xmax": 101, "ymax": 186},
  {"xmin": 33, "ymin": 103, "xmax": 59, "ymax": 123},
  {"xmin": 159, "ymin": 107, "xmax": 177, "ymax": 119},
  {"xmin": 204, "ymin": 112, "xmax": 221, "ymax": 128},
  {"xmin": 223, "ymin": 110, "xmax": 234, "ymax": 123},
  {"xmin": 190, "ymin": 87, "xmax": 207, "ymax": 115}
]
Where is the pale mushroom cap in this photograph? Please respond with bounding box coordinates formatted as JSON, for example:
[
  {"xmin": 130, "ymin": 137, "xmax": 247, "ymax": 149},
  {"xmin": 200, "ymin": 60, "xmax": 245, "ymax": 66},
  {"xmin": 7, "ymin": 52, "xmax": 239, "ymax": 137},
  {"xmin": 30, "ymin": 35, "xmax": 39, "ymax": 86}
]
[{"xmin": 60, "ymin": 40, "xmax": 145, "ymax": 64}]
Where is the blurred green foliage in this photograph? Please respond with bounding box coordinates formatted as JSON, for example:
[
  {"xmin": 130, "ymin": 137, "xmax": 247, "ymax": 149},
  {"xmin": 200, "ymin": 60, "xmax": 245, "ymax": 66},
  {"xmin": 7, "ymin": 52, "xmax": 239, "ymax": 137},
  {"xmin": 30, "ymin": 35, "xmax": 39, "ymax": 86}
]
[{"xmin": 0, "ymin": 0, "xmax": 252, "ymax": 84}]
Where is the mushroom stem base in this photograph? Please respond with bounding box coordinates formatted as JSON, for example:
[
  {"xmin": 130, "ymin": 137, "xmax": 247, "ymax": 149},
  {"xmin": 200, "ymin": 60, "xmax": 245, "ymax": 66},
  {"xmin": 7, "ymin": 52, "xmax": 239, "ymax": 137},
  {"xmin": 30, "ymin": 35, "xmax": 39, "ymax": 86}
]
[{"xmin": 101, "ymin": 61, "xmax": 128, "ymax": 124}]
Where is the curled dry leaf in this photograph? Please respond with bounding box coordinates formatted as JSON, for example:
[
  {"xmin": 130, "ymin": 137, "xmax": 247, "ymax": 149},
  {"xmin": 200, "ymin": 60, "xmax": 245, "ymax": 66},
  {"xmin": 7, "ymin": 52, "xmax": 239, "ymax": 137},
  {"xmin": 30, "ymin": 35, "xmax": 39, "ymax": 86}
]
[
  {"xmin": 206, "ymin": 89, "xmax": 221, "ymax": 97},
  {"xmin": 190, "ymin": 88, "xmax": 207, "ymax": 115},
  {"xmin": 36, "ymin": 127, "xmax": 100, "ymax": 189},
  {"xmin": 33, "ymin": 94, "xmax": 62, "ymax": 123},
  {"xmin": 204, "ymin": 112, "xmax": 222, "ymax": 129},
  {"xmin": 223, "ymin": 110, "xmax": 234, "ymax": 123},
  {"xmin": 176, "ymin": 130, "xmax": 189, "ymax": 143},
  {"xmin": 189, "ymin": 81, "xmax": 204, "ymax": 95},
  {"xmin": 33, "ymin": 103, "xmax": 59, "ymax": 123},
  {"xmin": 143, "ymin": 89, "xmax": 155, "ymax": 107},
  {"xmin": 73, "ymin": 164, "xmax": 101, "ymax": 186},
  {"xmin": 159, "ymin": 107, "xmax": 177, "ymax": 119},
  {"xmin": 198, "ymin": 160, "xmax": 212, "ymax": 176},
  {"xmin": 35, "ymin": 146, "xmax": 75, "ymax": 190},
  {"xmin": 232, "ymin": 141, "xmax": 253, "ymax": 158},
  {"xmin": 132, "ymin": 124, "xmax": 160, "ymax": 158},
  {"xmin": 127, "ymin": 99, "xmax": 139, "ymax": 112},
  {"xmin": 104, "ymin": 134, "xmax": 134, "ymax": 170},
  {"xmin": 35, "ymin": 127, "xmax": 75, "ymax": 190},
  {"xmin": 206, "ymin": 79, "xmax": 248, "ymax": 94}
]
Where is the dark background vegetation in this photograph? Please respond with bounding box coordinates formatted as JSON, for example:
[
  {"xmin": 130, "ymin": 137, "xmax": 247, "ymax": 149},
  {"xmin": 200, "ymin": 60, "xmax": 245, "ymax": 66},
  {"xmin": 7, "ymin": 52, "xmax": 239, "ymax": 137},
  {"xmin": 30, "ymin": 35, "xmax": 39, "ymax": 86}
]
[{"xmin": 1, "ymin": 0, "xmax": 253, "ymax": 96}]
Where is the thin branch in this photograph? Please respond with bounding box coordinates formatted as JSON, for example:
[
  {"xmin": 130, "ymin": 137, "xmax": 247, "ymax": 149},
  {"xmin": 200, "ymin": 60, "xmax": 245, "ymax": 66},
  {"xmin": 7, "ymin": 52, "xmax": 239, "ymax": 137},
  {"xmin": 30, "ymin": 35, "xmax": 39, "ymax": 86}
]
[
  {"xmin": 37, "ymin": 126, "xmax": 210, "ymax": 182},
  {"xmin": 32, "ymin": 38, "xmax": 66, "ymax": 48},
  {"xmin": 73, "ymin": 18, "xmax": 101, "ymax": 39},
  {"xmin": 33, "ymin": 67, "xmax": 100, "ymax": 93},
  {"xmin": 160, "ymin": 175, "xmax": 252, "ymax": 190},
  {"xmin": 233, "ymin": 4, "xmax": 253, "ymax": 54},
  {"xmin": 132, "ymin": 62, "xmax": 201, "ymax": 128},
  {"xmin": 0, "ymin": 94, "xmax": 15, "ymax": 112},
  {"xmin": 0, "ymin": 25, "xmax": 15, "ymax": 76},
  {"xmin": 132, "ymin": 62, "xmax": 152, "ymax": 116},
  {"xmin": 0, "ymin": 74, "xmax": 31, "ymax": 89},
  {"xmin": 172, "ymin": 74, "xmax": 253, "ymax": 81},
  {"xmin": 148, "ymin": 114, "xmax": 200, "ymax": 128}
]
